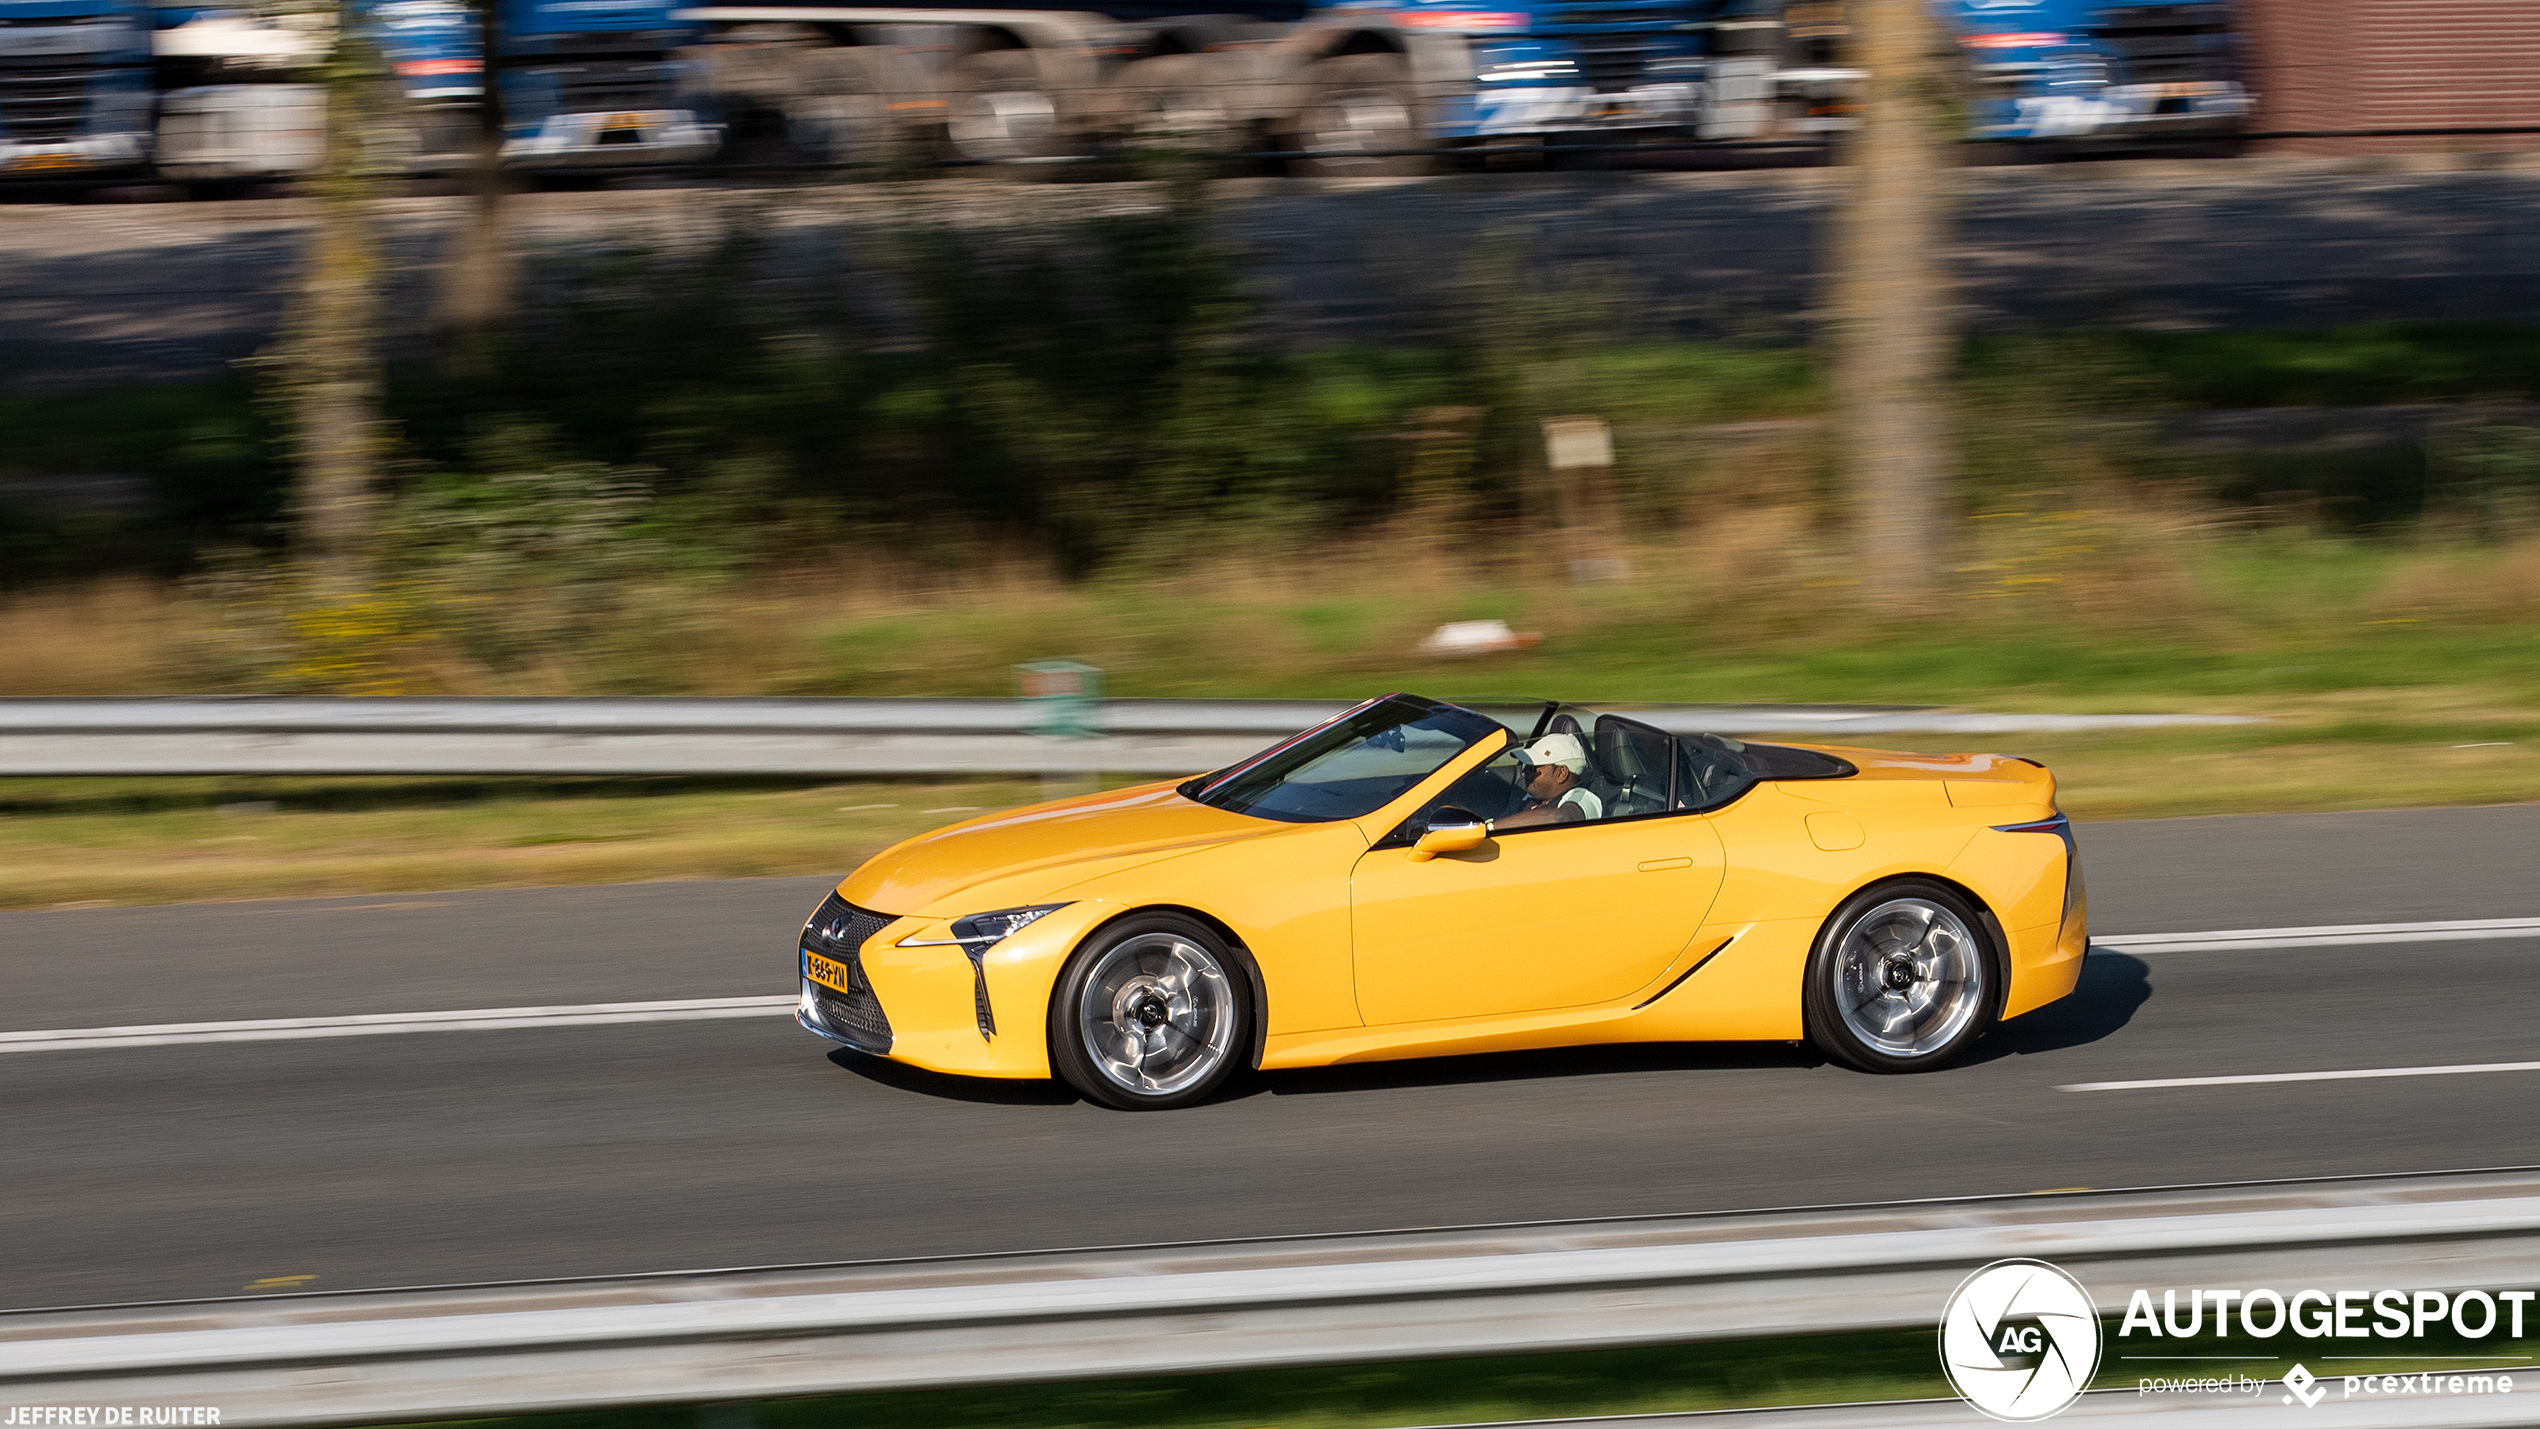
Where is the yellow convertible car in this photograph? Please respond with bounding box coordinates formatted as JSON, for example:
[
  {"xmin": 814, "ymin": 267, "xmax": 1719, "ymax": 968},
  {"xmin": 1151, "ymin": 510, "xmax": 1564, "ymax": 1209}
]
[{"xmin": 796, "ymin": 694, "xmax": 2088, "ymax": 1109}]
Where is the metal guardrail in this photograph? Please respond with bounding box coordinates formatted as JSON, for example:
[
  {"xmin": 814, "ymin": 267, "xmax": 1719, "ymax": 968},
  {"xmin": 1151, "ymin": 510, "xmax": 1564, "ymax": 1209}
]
[
  {"xmin": 0, "ymin": 698, "xmax": 2260, "ymax": 776},
  {"xmin": 3, "ymin": 1169, "xmax": 2537, "ymax": 1426}
]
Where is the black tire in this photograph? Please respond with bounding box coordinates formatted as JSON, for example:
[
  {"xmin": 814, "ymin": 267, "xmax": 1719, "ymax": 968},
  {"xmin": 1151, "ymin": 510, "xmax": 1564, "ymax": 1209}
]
[
  {"xmin": 1284, "ymin": 52, "xmax": 1425, "ymax": 177},
  {"xmin": 1048, "ymin": 912, "xmax": 1251, "ymax": 1111},
  {"xmin": 1803, "ymin": 879, "xmax": 1998, "ymax": 1074}
]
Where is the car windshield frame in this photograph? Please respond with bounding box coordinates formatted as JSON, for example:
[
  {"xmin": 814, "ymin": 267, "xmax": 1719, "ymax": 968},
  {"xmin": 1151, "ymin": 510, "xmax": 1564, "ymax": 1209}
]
[{"xmin": 1177, "ymin": 694, "xmax": 1508, "ymax": 825}]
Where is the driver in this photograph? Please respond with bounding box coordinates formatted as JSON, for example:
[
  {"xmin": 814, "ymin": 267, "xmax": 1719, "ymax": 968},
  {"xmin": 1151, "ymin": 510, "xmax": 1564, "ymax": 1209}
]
[{"xmin": 1492, "ymin": 733, "xmax": 1603, "ymax": 829}]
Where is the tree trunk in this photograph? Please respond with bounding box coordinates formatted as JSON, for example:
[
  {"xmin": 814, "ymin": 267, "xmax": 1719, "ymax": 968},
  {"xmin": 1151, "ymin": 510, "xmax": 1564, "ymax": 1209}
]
[
  {"xmin": 432, "ymin": 1, "xmax": 514, "ymax": 360},
  {"xmin": 1829, "ymin": 0, "xmax": 1956, "ymax": 615},
  {"xmin": 292, "ymin": 31, "xmax": 388, "ymax": 590}
]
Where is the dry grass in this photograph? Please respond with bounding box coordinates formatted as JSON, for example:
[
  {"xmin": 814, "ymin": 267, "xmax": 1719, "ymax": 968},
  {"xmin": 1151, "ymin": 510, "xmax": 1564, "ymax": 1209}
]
[
  {"xmin": 0, "ymin": 578, "xmax": 196, "ymax": 694},
  {"xmin": 0, "ymin": 777, "xmax": 1041, "ymax": 910},
  {"xmin": 1, "ymin": 508, "xmax": 2534, "ymax": 714},
  {"xmin": 1988, "ymin": 721, "xmax": 2540, "ymax": 822},
  {"xmin": 2368, "ymin": 529, "xmax": 2540, "ymax": 622}
]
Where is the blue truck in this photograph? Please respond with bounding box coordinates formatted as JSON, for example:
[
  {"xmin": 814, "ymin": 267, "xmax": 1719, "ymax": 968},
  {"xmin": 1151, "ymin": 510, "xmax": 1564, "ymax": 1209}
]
[
  {"xmin": 0, "ymin": 0, "xmax": 714, "ymax": 183},
  {"xmin": 490, "ymin": 0, "xmax": 716, "ymax": 167},
  {"xmin": 0, "ymin": 0, "xmax": 177, "ymax": 177},
  {"xmin": 0, "ymin": 0, "xmax": 449, "ymax": 182},
  {"xmin": 1942, "ymin": 0, "xmax": 2245, "ymax": 140},
  {"xmin": 672, "ymin": 0, "xmax": 1833, "ymax": 173}
]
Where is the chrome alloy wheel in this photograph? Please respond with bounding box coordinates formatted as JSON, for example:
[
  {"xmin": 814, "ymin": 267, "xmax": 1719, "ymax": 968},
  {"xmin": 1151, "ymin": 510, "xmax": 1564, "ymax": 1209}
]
[
  {"xmin": 1831, "ymin": 897, "xmax": 1985, "ymax": 1059},
  {"xmin": 1076, "ymin": 932, "xmax": 1237, "ymax": 1097}
]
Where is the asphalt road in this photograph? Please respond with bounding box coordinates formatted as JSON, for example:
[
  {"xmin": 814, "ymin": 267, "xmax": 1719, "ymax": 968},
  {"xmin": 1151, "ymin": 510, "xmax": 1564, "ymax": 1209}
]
[{"xmin": 2, "ymin": 803, "xmax": 2536, "ymax": 1312}]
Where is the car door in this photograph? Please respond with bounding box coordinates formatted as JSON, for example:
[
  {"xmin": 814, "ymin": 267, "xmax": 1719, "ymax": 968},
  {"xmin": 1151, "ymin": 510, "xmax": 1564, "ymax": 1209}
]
[{"xmin": 1349, "ymin": 722, "xmax": 1727, "ymax": 1025}]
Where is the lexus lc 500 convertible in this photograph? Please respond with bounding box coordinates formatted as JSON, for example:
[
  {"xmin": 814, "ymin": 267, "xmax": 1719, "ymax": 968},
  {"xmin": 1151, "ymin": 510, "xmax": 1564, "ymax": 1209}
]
[{"xmin": 795, "ymin": 694, "xmax": 2088, "ymax": 1110}]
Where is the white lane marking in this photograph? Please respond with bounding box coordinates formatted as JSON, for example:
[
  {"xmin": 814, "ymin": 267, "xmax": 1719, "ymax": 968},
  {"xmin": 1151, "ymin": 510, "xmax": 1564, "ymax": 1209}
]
[
  {"xmin": 0, "ymin": 996, "xmax": 798, "ymax": 1053},
  {"xmin": 2065, "ymin": 1061, "xmax": 2540, "ymax": 1093},
  {"xmin": 2097, "ymin": 915, "xmax": 2540, "ymax": 955},
  {"xmin": 12, "ymin": 916, "xmax": 2538, "ymax": 1056}
]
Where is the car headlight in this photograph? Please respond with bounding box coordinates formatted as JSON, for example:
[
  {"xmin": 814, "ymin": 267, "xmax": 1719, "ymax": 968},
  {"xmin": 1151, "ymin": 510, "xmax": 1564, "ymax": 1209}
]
[
  {"xmin": 898, "ymin": 904, "xmax": 1070, "ymax": 1042},
  {"xmin": 948, "ymin": 904, "xmax": 1070, "ymax": 948},
  {"xmin": 1477, "ymin": 58, "xmax": 1576, "ymax": 82}
]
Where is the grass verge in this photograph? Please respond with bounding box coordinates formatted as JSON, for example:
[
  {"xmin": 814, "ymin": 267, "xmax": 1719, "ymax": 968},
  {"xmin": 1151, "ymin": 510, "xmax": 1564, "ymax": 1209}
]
[
  {"xmin": 393, "ymin": 1313, "xmax": 2540, "ymax": 1429},
  {"xmin": 0, "ymin": 776, "xmax": 1035, "ymax": 911},
  {"xmin": 400, "ymin": 1329, "xmax": 1955, "ymax": 1429},
  {"xmin": 2, "ymin": 709, "xmax": 2533, "ymax": 910}
]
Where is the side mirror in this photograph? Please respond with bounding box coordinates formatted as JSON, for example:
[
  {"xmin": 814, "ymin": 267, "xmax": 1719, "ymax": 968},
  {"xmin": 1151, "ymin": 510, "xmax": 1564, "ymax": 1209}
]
[{"xmin": 1407, "ymin": 811, "xmax": 1489, "ymax": 862}]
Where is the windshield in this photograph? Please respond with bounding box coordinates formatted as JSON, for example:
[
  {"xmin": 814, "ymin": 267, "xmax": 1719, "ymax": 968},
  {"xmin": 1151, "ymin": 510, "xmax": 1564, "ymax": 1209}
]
[{"xmin": 1179, "ymin": 695, "xmax": 1505, "ymax": 823}]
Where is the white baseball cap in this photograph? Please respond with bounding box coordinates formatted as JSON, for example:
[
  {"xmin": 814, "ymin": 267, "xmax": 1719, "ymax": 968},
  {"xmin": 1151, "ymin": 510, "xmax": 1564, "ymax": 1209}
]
[{"xmin": 1517, "ymin": 732, "xmax": 1588, "ymax": 774}]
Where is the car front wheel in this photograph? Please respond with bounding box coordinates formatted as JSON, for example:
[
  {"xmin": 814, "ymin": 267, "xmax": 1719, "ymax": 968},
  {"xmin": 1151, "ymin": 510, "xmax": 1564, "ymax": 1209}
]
[
  {"xmin": 1804, "ymin": 880, "xmax": 1996, "ymax": 1073},
  {"xmin": 1049, "ymin": 913, "xmax": 1249, "ymax": 1110}
]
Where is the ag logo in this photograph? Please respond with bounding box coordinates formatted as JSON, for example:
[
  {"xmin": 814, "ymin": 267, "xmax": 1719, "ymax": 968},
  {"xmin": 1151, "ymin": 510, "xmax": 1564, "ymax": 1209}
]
[{"xmin": 1940, "ymin": 1258, "xmax": 2102, "ymax": 1420}]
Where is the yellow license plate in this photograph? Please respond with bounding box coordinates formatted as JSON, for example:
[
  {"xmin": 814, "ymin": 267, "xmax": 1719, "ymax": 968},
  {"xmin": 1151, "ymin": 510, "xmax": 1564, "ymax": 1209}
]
[
  {"xmin": 605, "ymin": 112, "xmax": 651, "ymax": 129},
  {"xmin": 807, "ymin": 952, "xmax": 853, "ymax": 992},
  {"xmin": 13, "ymin": 152, "xmax": 82, "ymax": 171}
]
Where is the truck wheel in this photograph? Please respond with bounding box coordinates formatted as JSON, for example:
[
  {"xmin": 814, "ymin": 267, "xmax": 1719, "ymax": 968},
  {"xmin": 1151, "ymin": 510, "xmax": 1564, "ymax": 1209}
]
[
  {"xmin": 1118, "ymin": 54, "xmax": 1233, "ymax": 154},
  {"xmin": 786, "ymin": 48, "xmax": 904, "ymax": 172},
  {"xmin": 947, "ymin": 49, "xmax": 1066, "ymax": 164},
  {"xmin": 1286, "ymin": 52, "xmax": 1423, "ymax": 177}
]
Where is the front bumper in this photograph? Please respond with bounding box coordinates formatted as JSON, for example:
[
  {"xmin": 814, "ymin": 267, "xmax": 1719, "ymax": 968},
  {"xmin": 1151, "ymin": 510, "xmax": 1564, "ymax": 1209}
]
[
  {"xmin": 501, "ymin": 109, "xmax": 718, "ymax": 168},
  {"xmin": 796, "ymin": 892, "xmax": 896, "ymax": 1055},
  {"xmin": 1977, "ymin": 81, "xmax": 2248, "ymax": 140},
  {"xmin": 0, "ymin": 130, "xmax": 147, "ymax": 176},
  {"xmin": 795, "ymin": 892, "xmax": 1122, "ymax": 1080},
  {"xmin": 1462, "ymin": 81, "xmax": 1699, "ymax": 137},
  {"xmin": 798, "ymin": 972, "xmax": 894, "ymax": 1054}
]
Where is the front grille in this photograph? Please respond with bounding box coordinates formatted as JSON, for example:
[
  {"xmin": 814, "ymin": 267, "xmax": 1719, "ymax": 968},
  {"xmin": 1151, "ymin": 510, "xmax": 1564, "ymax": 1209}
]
[
  {"xmin": 2089, "ymin": 3, "xmax": 2234, "ymax": 86},
  {"xmin": 542, "ymin": 59, "xmax": 672, "ymax": 114},
  {"xmin": 0, "ymin": 60, "xmax": 91, "ymax": 143},
  {"xmin": 801, "ymin": 892, "xmax": 894, "ymax": 1054},
  {"xmin": 1543, "ymin": 8, "xmax": 1653, "ymax": 26},
  {"xmin": 1573, "ymin": 34, "xmax": 1648, "ymax": 92}
]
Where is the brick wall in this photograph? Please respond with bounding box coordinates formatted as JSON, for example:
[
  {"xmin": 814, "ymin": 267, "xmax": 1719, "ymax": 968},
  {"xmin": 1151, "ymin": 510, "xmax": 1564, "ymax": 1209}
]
[{"xmin": 2237, "ymin": 0, "xmax": 2540, "ymax": 153}]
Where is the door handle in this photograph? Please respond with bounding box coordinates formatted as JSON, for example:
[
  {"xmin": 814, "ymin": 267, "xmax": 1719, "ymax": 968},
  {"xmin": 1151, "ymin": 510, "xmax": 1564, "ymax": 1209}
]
[{"xmin": 1636, "ymin": 857, "xmax": 1694, "ymax": 871}]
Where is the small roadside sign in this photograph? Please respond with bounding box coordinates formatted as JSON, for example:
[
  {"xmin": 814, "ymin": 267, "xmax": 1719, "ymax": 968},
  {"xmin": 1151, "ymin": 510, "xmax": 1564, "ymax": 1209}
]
[{"xmin": 1017, "ymin": 659, "xmax": 1103, "ymax": 739}]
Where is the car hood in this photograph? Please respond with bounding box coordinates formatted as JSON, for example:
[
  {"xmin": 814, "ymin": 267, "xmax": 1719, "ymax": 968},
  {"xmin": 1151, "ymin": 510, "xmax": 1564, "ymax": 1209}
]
[{"xmin": 838, "ymin": 779, "xmax": 1279, "ymax": 916}]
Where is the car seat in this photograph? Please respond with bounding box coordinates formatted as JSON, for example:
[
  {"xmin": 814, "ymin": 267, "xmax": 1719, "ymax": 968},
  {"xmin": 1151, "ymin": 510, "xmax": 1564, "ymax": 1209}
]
[
  {"xmin": 1675, "ymin": 733, "xmax": 1758, "ymax": 810},
  {"xmin": 1593, "ymin": 717, "xmax": 1672, "ymax": 817}
]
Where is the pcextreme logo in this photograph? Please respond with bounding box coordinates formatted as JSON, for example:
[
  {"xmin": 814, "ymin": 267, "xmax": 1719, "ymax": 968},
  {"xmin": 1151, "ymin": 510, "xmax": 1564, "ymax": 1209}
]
[{"xmin": 1940, "ymin": 1259, "xmax": 2103, "ymax": 1421}]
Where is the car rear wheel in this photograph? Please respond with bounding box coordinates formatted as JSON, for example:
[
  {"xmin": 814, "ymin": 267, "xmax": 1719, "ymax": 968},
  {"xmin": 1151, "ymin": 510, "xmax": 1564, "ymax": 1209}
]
[
  {"xmin": 1050, "ymin": 913, "xmax": 1248, "ymax": 1110},
  {"xmin": 1804, "ymin": 880, "xmax": 1995, "ymax": 1073}
]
